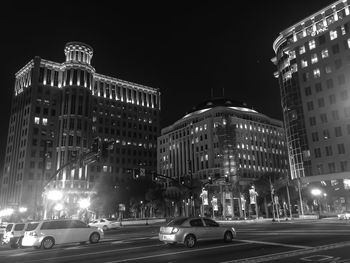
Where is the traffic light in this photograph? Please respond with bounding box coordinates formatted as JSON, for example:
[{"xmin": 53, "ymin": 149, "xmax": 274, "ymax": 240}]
[
  {"xmin": 224, "ymin": 174, "xmax": 229, "ymax": 183},
  {"xmin": 133, "ymin": 168, "xmax": 140, "ymax": 179},
  {"xmin": 208, "ymin": 176, "xmax": 213, "ymax": 184}
]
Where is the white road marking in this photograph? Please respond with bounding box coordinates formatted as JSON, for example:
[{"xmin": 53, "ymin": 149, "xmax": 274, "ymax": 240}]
[
  {"xmin": 104, "ymin": 243, "xmax": 249, "ymax": 263},
  {"xmin": 238, "ymin": 239, "xmax": 311, "ymax": 249},
  {"xmin": 15, "ymin": 244, "xmax": 164, "ymax": 263}
]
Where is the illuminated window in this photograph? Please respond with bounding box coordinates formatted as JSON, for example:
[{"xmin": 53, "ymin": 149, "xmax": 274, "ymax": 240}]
[
  {"xmin": 42, "ymin": 118, "xmax": 48, "ymax": 126},
  {"xmin": 326, "ymin": 15, "xmax": 335, "ymax": 25},
  {"xmin": 309, "ymin": 40, "xmax": 316, "ymax": 50},
  {"xmin": 299, "ymin": 45, "xmax": 306, "ymax": 55},
  {"xmin": 103, "ymin": 165, "xmax": 108, "ymax": 172},
  {"xmin": 301, "ymin": 60, "xmax": 308, "ymax": 68},
  {"xmin": 289, "ymin": 50, "xmax": 296, "ymax": 59},
  {"xmin": 321, "ymin": 49, "xmax": 329, "ymax": 58},
  {"xmin": 34, "ymin": 117, "xmax": 40, "ymax": 124},
  {"xmin": 330, "ymin": 30, "xmax": 338, "ymax": 40},
  {"xmin": 347, "ymin": 38, "xmax": 350, "ymax": 49},
  {"xmin": 325, "ymin": 65, "xmax": 332, "ymax": 74},
  {"xmin": 313, "ymin": 68, "xmax": 320, "ymax": 78},
  {"xmin": 311, "ymin": 54, "xmax": 318, "ymax": 64},
  {"xmin": 341, "ymin": 25, "xmax": 346, "ymax": 35}
]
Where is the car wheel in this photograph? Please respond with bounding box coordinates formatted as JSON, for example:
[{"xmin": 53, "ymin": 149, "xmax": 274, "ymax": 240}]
[
  {"xmin": 224, "ymin": 231, "xmax": 233, "ymax": 243},
  {"xmin": 102, "ymin": 225, "xmax": 108, "ymax": 231},
  {"xmin": 184, "ymin": 234, "xmax": 196, "ymax": 248},
  {"xmin": 42, "ymin": 237, "xmax": 55, "ymax": 249},
  {"xmin": 89, "ymin": 232, "xmax": 100, "ymax": 244}
]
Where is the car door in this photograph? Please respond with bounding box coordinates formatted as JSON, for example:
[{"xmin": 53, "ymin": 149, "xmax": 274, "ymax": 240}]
[
  {"xmin": 70, "ymin": 220, "xmax": 91, "ymax": 242},
  {"xmin": 203, "ymin": 218, "xmax": 221, "ymax": 240},
  {"xmin": 188, "ymin": 219, "xmax": 206, "ymax": 240}
]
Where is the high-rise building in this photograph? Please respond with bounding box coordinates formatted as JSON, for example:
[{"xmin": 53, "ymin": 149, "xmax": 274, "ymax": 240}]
[
  {"xmin": 272, "ymin": 0, "xmax": 350, "ymax": 183},
  {"xmin": 157, "ymin": 98, "xmax": 288, "ymax": 217},
  {"xmin": 0, "ymin": 42, "xmax": 160, "ymax": 217}
]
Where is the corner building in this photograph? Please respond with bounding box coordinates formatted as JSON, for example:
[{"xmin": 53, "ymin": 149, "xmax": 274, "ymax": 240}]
[
  {"xmin": 157, "ymin": 98, "xmax": 288, "ymax": 217},
  {"xmin": 0, "ymin": 42, "xmax": 160, "ymax": 217},
  {"xmin": 272, "ymin": 1, "xmax": 350, "ymax": 207}
]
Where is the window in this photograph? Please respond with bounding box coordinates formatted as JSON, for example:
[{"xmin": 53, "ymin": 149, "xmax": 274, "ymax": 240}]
[
  {"xmin": 338, "ymin": 74, "xmax": 346, "ymax": 85},
  {"xmin": 303, "ymin": 72, "xmax": 310, "ymax": 82},
  {"xmin": 313, "ymin": 68, "xmax": 320, "ymax": 78},
  {"xmin": 332, "ymin": 44, "xmax": 340, "ymax": 54},
  {"xmin": 326, "ymin": 79, "xmax": 334, "ymax": 89},
  {"xmin": 325, "ymin": 146, "xmax": 333, "ymax": 156},
  {"xmin": 299, "ymin": 45, "xmax": 306, "ymax": 54},
  {"xmin": 314, "ymin": 148, "xmax": 321, "ymax": 158},
  {"xmin": 318, "ymin": 98, "xmax": 325, "ymax": 108},
  {"xmin": 328, "ymin": 163, "xmax": 336, "ymax": 173},
  {"xmin": 305, "ymin": 86, "xmax": 312, "ymax": 96},
  {"xmin": 320, "ymin": 113, "xmax": 328, "ymax": 123},
  {"xmin": 321, "ymin": 49, "xmax": 329, "ymax": 58},
  {"xmin": 307, "ymin": 101, "xmax": 314, "ymax": 111},
  {"xmin": 335, "ymin": 126, "xmax": 343, "ymax": 137},
  {"xmin": 301, "ymin": 60, "xmax": 308, "ymax": 68},
  {"xmin": 330, "ymin": 30, "xmax": 338, "ymax": 40},
  {"xmin": 325, "ymin": 65, "xmax": 332, "ymax": 74},
  {"xmin": 190, "ymin": 219, "xmax": 204, "ymax": 227},
  {"xmin": 14, "ymin": 224, "xmax": 25, "ymax": 231},
  {"xmin": 42, "ymin": 118, "xmax": 48, "ymax": 126},
  {"xmin": 318, "ymin": 34, "xmax": 326, "ymax": 45},
  {"xmin": 315, "ymin": 83, "xmax": 322, "ymax": 92},
  {"xmin": 332, "ymin": 110, "xmax": 339, "ymax": 120},
  {"xmin": 347, "ymin": 38, "xmax": 350, "ymax": 49},
  {"xmin": 34, "ymin": 117, "xmax": 40, "ymax": 124},
  {"xmin": 335, "ymin": 59, "xmax": 343, "ymax": 69},
  {"xmin": 311, "ymin": 53, "xmax": 318, "ymax": 64},
  {"xmin": 341, "ymin": 161, "xmax": 348, "ymax": 172},
  {"xmin": 323, "ymin": 130, "xmax": 330, "ymax": 140},
  {"xmin": 309, "ymin": 39, "xmax": 316, "ymax": 50},
  {"xmin": 203, "ymin": 218, "xmax": 219, "ymax": 227},
  {"xmin": 341, "ymin": 90, "xmax": 348, "ymax": 101},
  {"xmin": 311, "ymin": 132, "xmax": 319, "ymax": 142},
  {"xmin": 309, "ymin": 116, "xmax": 316, "ymax": 126},
  {"xmin": 289, "ymin": 50, "xmax": 296, "ymax": 59},
  {"xmin": 338, "ymin": 144, "xmax": 345, "ymax": 154}
]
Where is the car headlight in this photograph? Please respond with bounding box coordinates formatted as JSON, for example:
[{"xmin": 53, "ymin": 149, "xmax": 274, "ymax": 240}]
[{"xmin": 171, "ymin": 227, "xmax": 179, "ymax": 234}]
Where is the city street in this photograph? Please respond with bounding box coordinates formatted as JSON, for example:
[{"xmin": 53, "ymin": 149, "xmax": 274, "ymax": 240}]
[{"xmin": 1, "ymin": 219, "xmax": 350, "ymax": 263}]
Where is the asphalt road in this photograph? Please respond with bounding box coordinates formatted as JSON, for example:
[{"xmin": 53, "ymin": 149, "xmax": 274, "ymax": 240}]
[{"xmin": 1, "ymin": 219, "xmax": 350, "ymax": 263}]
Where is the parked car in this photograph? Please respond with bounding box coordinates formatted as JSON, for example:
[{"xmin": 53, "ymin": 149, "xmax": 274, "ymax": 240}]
[
  {"xmin": 88, "ymin": 218, "xmax": 120, "ymax": 231},
  {"xmin": 159, "ymin": 217, "xmax": 236, "ymax": 248},
  {"xmin": 2, "ymin": 222, "xmax": 31, "ymax": 248},
  {"xmin": 337, "ymin": 211, "xmax": 350, "ymax": 220},
  {"xmin": 22, "ymin": 219, "xmax": 103, "ymax": 249}
]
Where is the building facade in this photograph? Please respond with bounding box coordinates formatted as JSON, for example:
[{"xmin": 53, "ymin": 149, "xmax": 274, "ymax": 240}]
[
  {"xmin": 0, "ymin": 42, "xmax": 160, "ymax": 218},
  {"xmin": 272, "ymin": 1, "xmax": 350, "ymax": 210},
  {"xmin": 157, "ymin": 98, "xmax": 288, "ymax": 217}
]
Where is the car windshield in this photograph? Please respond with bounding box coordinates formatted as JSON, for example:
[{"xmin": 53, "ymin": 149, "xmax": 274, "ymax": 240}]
[
  {"xmin": 167, "ymin": 218, "xmax": 187, "ymax": 226},
  {"xmin": 5, "ymin": 224, "xmax": 13, "ymax": 232},
  {"xmin": 26, "ymin": 223, "xmax": 39, "ymax": 231}
]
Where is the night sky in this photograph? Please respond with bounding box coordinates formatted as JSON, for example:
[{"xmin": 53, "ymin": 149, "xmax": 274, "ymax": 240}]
[{"xmin": 0, "ymin": 0, "xmax": 335, "ymax": 167}]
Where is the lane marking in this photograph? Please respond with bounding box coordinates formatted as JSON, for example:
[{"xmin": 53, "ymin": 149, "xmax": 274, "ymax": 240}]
[
  {"xmin": 104, "ymin": 243, "xmax": 249, "ymax": 263},
  {"xmin": 238, "ymin": 239, "xmax": 311, "ymax": 249},
  {"xmin": 221, "ymin": 241, "xmax": 350, "ymax": 263},
  {"xmin": 15, "ymin": 244, "xmax": 165, "ymax": 262}
]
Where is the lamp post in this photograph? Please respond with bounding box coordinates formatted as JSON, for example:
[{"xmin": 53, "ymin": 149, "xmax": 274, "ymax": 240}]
[{"xmin": 311, "ymin": 188, "xmax": 322, "ymax": 218}]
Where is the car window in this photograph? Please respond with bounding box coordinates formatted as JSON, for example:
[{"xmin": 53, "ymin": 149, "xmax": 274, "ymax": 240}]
[
  {"xmin": 72, "ymin": 220, "xmax": 88, "ymax": 228},
  {"xmin": 190, "ymin": 219, "xmax": 204, "ymax": 227},
  {"xmin": 167, "ymin": 218, "xmax": 187, "ymax": 226},
  {"xmin": 100, "ymin": 219, "xmax": 105, "ymax": 222},
  {"xmin": 26, "ymin": 223, "xmax": 39, "ymax": 231},
  {"xmin": 41, "ymin": 220, "xmax": 70, "ymax": 230},
  {"xmin": 203, "ymin": 218, "xmax": 219, "ymax": 227},
  {"xmin": 5, "ymin": 224, "xmax": 13, "ymax": 232},
  {"xmin": 14, "ymin": 223, "xmax": 25, "ymax": 231}
]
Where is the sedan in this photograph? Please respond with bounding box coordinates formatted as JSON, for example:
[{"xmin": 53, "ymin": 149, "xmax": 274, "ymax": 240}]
[
  {"xmin": 338, "ymin": 211, "xmax": 350, "ymax": 220},
  {"xmin": 88, "ymin": 218, "xmax": 120, "ymax": 231},
  {"xmin": 159, "ymin": 217, "xmax": 236, "ymax": 248}
]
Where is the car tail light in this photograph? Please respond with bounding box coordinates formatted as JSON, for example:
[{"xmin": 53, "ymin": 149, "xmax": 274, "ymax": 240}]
[{"xmin": 171, "ymin": 227, "xmax": 179, "ymax": 234}]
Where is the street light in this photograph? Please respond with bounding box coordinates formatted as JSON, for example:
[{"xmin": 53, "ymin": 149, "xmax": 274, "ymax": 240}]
[
  {"xmin": 19, "ymin": 207, "xmax": 27, "ymax": 213},
  {"xmin": 54, "ymin": 203, "xmax": 63, "ymax": 211},
  {"xmin": 47, "ymin": 190, "xmax": 63, "ymax": 201},
  {"xmin": 78, "ymin": 199, "xmax": 90, "ymax": 209}
]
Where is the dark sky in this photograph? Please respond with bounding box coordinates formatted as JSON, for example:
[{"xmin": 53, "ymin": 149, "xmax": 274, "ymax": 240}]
[{"xmin": 0, "ymin": 0, "xmax": 335, "ymax": 166}]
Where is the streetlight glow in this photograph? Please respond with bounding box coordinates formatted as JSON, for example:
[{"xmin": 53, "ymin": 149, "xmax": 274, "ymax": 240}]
[
  {"xmin": 47, "ymin": 190, "xmax": 63, "ymax": 201},
  {"xmin": 79, "ymin": 198, "xmax": 90, "ymax": 209},
  {"xmin": 54, "ymin": 203, "xmax": 63, "ymax": 211},
  {"xmin": 311, "ymin": 189, "xmax": 322, "ymax": 196},
  {"xmin": 19, "ymin": 207, "xmax": 27, "ymax": 213}
]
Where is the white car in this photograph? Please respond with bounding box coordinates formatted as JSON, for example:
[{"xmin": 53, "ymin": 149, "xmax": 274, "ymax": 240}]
[
  {"xmin": 2, "ymin": 222, "xmax": 32, "ymax": 248},
  {"xmin": 338, "ymin": 211, "xmax": 350, "ymax": 220},
  {"xmin": 22, "ymin": 219, "xmax": 103, "ymax": 249},
  {"xmin": 88, "ymin": 218, "xmax": 120, "ymax": 231}
]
